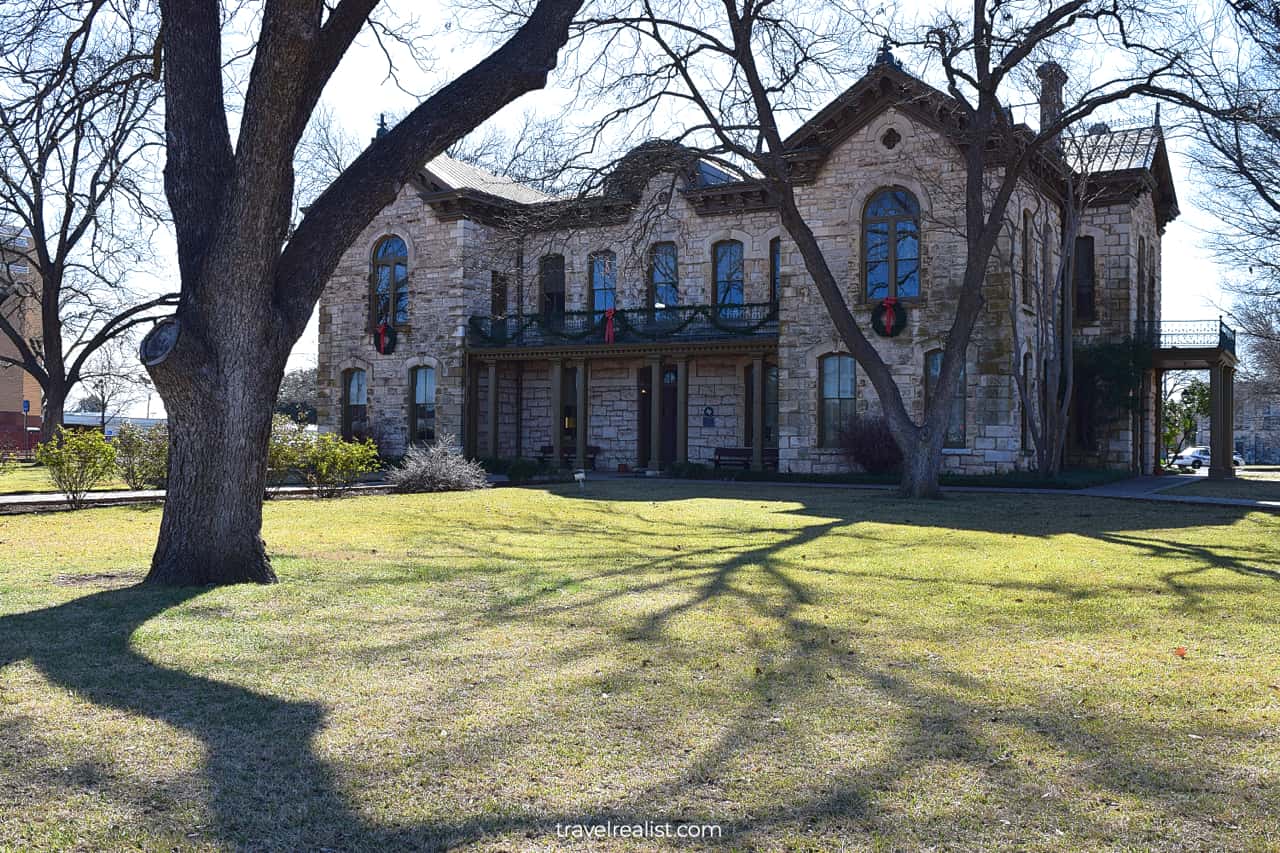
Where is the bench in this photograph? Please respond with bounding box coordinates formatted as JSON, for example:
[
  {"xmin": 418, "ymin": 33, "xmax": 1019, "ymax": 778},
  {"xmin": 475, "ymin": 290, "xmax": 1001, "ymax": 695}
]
[
  {"xmin": 713, "ymin": 446, "xmax": 779, "ymax": 470},
  {"xmin": 536, "ymin": 444, "xmax": 600, "ymax": 470}
]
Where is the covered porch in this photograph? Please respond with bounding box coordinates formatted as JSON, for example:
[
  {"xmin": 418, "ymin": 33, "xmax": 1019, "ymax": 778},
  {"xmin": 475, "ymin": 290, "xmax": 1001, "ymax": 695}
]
[{"xmin": 1142, "ymin": 319, "xmax": 1239, "ymax": 480}]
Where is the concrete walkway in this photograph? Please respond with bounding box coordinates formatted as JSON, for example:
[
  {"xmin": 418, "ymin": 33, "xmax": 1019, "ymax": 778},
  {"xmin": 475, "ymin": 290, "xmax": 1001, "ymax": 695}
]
[{"xmin": 2, "ymin": 473, "xmax": 1277, "ymax": 514}]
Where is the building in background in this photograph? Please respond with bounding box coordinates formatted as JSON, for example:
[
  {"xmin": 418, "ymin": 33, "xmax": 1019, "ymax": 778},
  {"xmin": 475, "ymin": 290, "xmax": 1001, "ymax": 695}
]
[
  {"xmin": 1, "ymin": 230, "xmax": 41, "ymax": 454},
  {"xmin": 318, "ymin": 53, "xmax": 1178, "ymax": 475}
]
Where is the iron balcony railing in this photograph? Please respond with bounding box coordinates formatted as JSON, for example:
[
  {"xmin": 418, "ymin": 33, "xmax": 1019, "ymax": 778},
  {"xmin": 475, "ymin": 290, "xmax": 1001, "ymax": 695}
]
[
  {"xmin": 1135, "ymin": 319, "xmax": 1236, "ymax": 355},
  {"xmin": 469, "ymin": 302, "xmax": 779, "ymax": 349}
]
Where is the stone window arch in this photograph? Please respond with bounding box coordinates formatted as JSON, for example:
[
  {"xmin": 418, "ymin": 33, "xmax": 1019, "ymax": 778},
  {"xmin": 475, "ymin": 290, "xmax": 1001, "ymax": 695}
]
[
  {"xmin": 370, "ymin": 235, "xmax": 410, "ymax": 328},
  {"xmin": 863, "ymin": 188, "xmax": 920, "ymax": 300}
]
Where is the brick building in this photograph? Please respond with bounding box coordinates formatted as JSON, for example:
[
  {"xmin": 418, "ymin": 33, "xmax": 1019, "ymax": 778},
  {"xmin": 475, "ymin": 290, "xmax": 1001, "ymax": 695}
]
[
  {"xmin": 1, "ymin": 230, "xmax": 41, "ymax": 454},
  {"xmin": 317, "ymin": 55, "xmax": 1176, "ymax": 475}
]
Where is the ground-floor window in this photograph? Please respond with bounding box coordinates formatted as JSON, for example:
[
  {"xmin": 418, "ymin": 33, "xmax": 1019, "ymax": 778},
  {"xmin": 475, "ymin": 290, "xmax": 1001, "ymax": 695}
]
[
  {"xmin": 745, "ymin": 362, "xmax": 779, "ymax": 448},
  {"xmin": 925, "ymin": 349, "xmax": 965, "ymax": 448},
  {"xmin": 410, "ymin": 366, "xmax": 436, "ymax": 445},
  {"xmin": 819, "ymin": 353, "xmax": 855, "ymax": 447},
  {"xmin": 342, "ymin": 368, "xmax": 368, "ymax": 441}
]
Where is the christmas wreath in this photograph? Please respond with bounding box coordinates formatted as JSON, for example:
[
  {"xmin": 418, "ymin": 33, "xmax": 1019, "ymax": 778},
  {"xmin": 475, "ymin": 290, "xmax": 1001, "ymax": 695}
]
[{"xmin": 871, "ymin": 297, "xmax": 907, "ymax": 337}]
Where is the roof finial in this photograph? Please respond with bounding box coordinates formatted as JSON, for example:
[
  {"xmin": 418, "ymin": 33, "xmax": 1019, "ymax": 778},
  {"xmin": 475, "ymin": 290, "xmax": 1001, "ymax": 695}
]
[
  {"xmin": 377, "ymin": 113, "xmax": 388, "ymax": 137},
  {"xmin": 1154, "ymin": 103, "xmax": 1161, "ymax": 129},
  {"xmin": 871, "ymin": 35, "xmax": 903, "ymax": 72}
]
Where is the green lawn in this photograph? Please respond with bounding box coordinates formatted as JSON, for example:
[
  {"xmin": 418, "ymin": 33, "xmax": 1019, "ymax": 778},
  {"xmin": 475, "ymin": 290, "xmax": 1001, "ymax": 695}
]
[
  {"xmin": 0, "ymin": 461, "xmax": 130, "ymax": 495},
  {"xmin": 1, "ymin": 482, "xmax": 1277, "ymax": 851},
  {"xmin": 1176, "ymin": 465, "xmax": 1280, "ymax": 502}
]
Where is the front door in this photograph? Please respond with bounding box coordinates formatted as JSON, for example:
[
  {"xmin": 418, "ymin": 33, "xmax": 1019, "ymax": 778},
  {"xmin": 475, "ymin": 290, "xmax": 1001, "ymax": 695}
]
[{"xmin": 637, "ymin": 365, "xmax": 677, "ymax": 468}]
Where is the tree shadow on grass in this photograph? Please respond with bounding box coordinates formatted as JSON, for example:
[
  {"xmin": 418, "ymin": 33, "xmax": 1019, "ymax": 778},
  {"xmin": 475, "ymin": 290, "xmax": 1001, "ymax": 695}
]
[{"xmin": 2, "ymin": 483, "xmax": 1277, "ymax": 848}]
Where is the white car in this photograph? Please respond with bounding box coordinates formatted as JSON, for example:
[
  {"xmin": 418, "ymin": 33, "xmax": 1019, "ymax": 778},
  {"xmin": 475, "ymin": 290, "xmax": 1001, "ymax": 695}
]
[{"xmin": 1171, "ymin": 446, "xmax": 1245, "ymax": 471}]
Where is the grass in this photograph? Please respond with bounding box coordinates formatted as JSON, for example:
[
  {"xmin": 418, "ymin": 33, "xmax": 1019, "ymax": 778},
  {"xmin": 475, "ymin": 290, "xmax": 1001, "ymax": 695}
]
[
  {"xmin": 0, "ymin": 461, "xmax": 130, "ymax": 495},
  {"xmin": 1174, "ymin": 465, "xmax": 1280, "ymax": 502},
  {"xmin": 1, "ymin": 482, "xmax": 1277, "ymax": 851}
]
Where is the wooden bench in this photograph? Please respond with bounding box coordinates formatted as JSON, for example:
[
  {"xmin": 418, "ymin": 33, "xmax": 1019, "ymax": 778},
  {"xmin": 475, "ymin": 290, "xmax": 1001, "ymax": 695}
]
[
  {"xmin": 713, "ymin": 446, "xmax": 779, "ymax": 470},
  {"xmin": 536, "ymin": 444, "xmax": 600, "ymax": 470}
]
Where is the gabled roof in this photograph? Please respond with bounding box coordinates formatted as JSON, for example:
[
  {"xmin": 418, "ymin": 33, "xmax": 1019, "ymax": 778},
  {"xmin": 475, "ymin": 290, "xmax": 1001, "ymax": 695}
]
[{"xmin": 422, "ymin": 154, "xmax": 552, "ymax": 205}]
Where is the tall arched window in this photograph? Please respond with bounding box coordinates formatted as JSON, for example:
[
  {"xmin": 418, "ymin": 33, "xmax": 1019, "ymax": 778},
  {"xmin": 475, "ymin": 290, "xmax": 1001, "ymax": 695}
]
[
  {"xmin": 342, "ymin": 368, "xmax": 368, "ymax": 441},
  {"xmin": 1021, "ymin": 353, "xmax": 1034, "ymax": 451},
  {"xmin": 818, "ymin": 353, "xmax": 855, "ymax": 447},
  {"xmin": 409, "ymin": 366, "xmax": 436, "ymax": 445},
  {"xmin": 864, "ymin": 188, "xmax": 920, "ymax": 299},
  {"xmin": 713, "ymin": 239, "xmax": 744, "ymax": 316},
  {"xmin": 371, "ymin": 236, "xmax": 409, "ymax": 328},
  {"xmin": 540, "ymin": 254, "xmax": 565, "ymax": 323},
  {"xmin": 589, "ymin": 250, "xmax": 616, "ymax": 320},
  {"xmin": 1021, "ymin": 211, "xmax": 1033, "ymax": 305},
  {"xmin": 1073, "ymin": 236, "xmax": 1096, "ymax": 321},
  {"xmin": 925, "ymin": 349, "xmax": 965, "ymax": 448},
  {"xmin": 649, "ymin": 242, "xmax": 678, "ymax": 312},
  {"xmin": 769, "ymin": 237, "xmax": 782, "ymax": 304}
]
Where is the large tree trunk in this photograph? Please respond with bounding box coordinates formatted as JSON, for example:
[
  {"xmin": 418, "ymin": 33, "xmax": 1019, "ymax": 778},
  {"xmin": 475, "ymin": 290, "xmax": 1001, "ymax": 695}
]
[
  {"xmin": 39, "ymin": 385, "xmax": 64, "ymax": 444},
  {"xmin": 144, "ymin": 307, "xmax": 286, "ymax": 586},
  {"xmin": 899, "ymin": 431, "xmax": 947, "ymax": 498}
]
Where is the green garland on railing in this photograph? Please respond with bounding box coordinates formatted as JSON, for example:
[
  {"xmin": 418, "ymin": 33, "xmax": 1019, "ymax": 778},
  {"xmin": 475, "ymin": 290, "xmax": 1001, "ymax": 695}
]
[{"xmin": 469, "ymin": 303, "xmax": 778, "ymax": 345}]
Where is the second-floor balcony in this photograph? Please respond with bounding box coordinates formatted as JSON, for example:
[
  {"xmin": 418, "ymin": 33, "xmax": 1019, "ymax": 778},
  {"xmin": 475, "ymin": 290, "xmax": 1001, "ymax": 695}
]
[
  {"xmin": 1136, "ymin": 319, "xmax": 1236, "ymax": 356},
  {"xmin": 468, "ymin": 302, "xmax": 779, "ymax": 350}
]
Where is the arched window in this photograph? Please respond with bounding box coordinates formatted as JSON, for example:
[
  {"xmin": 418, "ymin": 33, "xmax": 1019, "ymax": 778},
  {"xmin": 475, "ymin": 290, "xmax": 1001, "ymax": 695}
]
[
  {"xmin": 1073, "ymin": 236, "xmax": 1096, "ymax": 321},
  {"xmin": 1021, "ymin": 353, "xmax": 1034, "ymax": 451},
  {"xmin": 649, "ymin": 242, "xmax": 678, "ymax": 313},
  {"xmin": 409, "ymin": 366, "xmax": 436, "ymax": 445},
  {"xmin": 864, "ymin": 188, "xmax": 920, "ymax": 299},
  {"xmin": 818, "ymin": 353, "xmax": 855, "ymax": 447},
  {"xmin": 712, "ymin": 240, "xmax": 744, "ymax": 313},
  {"xmin": 1021, "ymin": 211, "xmax": 1033, "ymax": 305},
  {"xmin": 342, "ymin": 368, "xmax": 368, "ymax": 441},
  {"xmin": 371, "ymin": 236, "xmax": 409, "ymax": 327},
  {"xmin": 539, "ymin": 254, "xmax": 565, "ymax": 323},
  {"xmin": 769, "ymin": 237, "xmax": 781, "ymax": 303},
  {"xmin": 925, "ymin": 349, "xmax": 965, "ymax": 448},
  {"xmin": 589, "ymin": 250, "xmax": 616, "ymax": 320}
]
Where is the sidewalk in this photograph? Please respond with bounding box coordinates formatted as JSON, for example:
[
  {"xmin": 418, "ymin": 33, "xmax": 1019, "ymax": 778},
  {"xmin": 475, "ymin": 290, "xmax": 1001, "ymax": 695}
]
[{"xmin": 2, "ymin": 473, "xmax": 1277, "ymax": 514}]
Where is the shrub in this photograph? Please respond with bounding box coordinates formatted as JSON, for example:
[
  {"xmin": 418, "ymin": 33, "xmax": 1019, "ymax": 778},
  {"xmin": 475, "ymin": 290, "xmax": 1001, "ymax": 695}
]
[
  {"xmin": 838, "ymin": 415, "xmax": 903, "ymax": 475},
  {"xmin": 267, "ymin": 414, "xmax": 311, "ymax": 491},
  {"xmin": 505, "ymin": 457, "xmax": 541, "ymax": 484},
  {"xmin": 34, "ymin": 427, "xmax": 117, "ymax": 509},
  {"xmin": 113, "ymin": 423, "xmax": 169, "ymax": 490},
  {"xmin": 299, "ymin": 432, "xmax": 380, "ymax": 498},
  {"xmin": 389, "ymin": 435, "xmax": 490, "ymax": 493},
  {"xmin": 669, "ymin": 461, "xmax": 713, "ymax": 479}
]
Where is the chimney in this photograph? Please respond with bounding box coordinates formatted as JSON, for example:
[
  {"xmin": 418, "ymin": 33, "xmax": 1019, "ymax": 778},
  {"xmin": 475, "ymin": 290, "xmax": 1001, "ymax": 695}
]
[{"xmin": 1037, "ymin": 62, "xmax": 1068, "ymax": 147}]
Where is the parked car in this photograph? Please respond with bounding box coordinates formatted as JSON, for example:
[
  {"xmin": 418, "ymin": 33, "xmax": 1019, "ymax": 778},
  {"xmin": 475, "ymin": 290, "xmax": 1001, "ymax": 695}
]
[{"xmin": 1170, "ymin": 446, "xmax": 1245, "ymax": 471}]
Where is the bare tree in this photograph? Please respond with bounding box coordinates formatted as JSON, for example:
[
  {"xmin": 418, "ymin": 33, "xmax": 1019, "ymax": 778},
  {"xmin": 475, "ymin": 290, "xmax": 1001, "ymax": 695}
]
[
  {"xmin": 0, "ymin": 1, "xmax": 173, "ymax": 443},
  {"xmin": 137, "ymin": 0, "xmax": 583, "ymax": 586},
  {"xmin": 75, "ymin": 337, "xmax": 147, "ymax": 431},
  {"xmin": 559, "ymin": 0, "xmax": 1216, "ymax": 496},
  {"xmin": 1192, "ymin": 1, "xmax": 1280, "ymax": 387}
]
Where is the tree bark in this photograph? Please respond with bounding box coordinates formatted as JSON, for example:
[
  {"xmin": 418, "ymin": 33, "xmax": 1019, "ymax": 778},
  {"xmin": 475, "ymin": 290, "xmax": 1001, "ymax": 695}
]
[
  {"xmin": 900, "ymin": 433, "xmax": 946, "ymax": 498},
  {"xmin": 145, "ymin": 311, "xmax": 285, "ymax": 585},
  {"xmin": 40, "ymin": 382, "xmax": 65, "ymax": 444}
]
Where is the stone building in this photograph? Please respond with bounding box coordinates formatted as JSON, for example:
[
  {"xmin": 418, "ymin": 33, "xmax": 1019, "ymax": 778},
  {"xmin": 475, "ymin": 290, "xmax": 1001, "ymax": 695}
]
[
  {"xmin": 317, "ymin": 55, "xmax": 1181, "ymax": 476},
  {"xmin": 0, "ymin": 230, "xmax": 41, "ymax": 453}
]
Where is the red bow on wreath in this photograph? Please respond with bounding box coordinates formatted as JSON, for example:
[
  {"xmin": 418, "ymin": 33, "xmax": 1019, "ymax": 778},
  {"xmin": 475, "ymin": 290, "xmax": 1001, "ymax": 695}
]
[
  {"xmin": 603, "ymin": 307, "xmax": 616, "ymax": 344},
  {"xmin": 881, "ymin": 297, "xmax": 898, "ymax": 333},
  {"xmin": 376, "ymin": 321, "xmax": 391, "ymax": 353}
]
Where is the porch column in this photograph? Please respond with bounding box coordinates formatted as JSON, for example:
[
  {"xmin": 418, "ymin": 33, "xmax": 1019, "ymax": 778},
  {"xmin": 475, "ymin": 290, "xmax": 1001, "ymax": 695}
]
[
  {"xmin": 464, "ymin": 357, "xmax": 478, "ymax": 457},
  {"xmin": 486, "ymin": 359, "xmax": 499, "ymax": 459},
  {"xmin": 1208, "ymin": 363, "xmax": 1234, "ymax": 479},
  {"xmin": 676, "ymin": 356, "xmax": 689, "ymax": 465},
  {"xmin": 751, "ymin": 354, "xmax": 764, "ymax": 471},
  {"xmin": 575, "ymin": 359, "xmax": 588, "ymax": 470},
  {"xmin": 648, "ymin": 357, "xmax": 662, "ymax": 471},
  {"xmin": 1225, "ymin": 365, "xmax": 1236, "ymax": 477},
  {"xmin": 550, "ymin": 358, "xmax": 563, "ymax": 468},
  {"xmin": 1153, "ymin": 370, "xmax": 1164, "ymax": 473}
]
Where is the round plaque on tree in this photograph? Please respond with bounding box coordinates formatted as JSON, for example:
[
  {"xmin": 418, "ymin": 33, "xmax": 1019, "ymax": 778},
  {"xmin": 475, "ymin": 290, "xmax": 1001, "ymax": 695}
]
[
  {"xmin": 140, "ymin": 317, "xmax": 181, "ymax": 366},
  {"xmin": 871, "ymin": 297, "xmax": 907, "ymax": 337}
]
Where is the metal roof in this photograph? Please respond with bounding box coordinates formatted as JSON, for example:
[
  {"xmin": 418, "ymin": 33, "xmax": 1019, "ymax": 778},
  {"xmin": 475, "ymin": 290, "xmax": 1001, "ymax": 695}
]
[
  {"xmin": 1065, "ymin": 124, "xmax": 1161, "ymax": 174},
  {"xmin": 423, "ymin": 154, "xmax": 552, "ymax": 204}
]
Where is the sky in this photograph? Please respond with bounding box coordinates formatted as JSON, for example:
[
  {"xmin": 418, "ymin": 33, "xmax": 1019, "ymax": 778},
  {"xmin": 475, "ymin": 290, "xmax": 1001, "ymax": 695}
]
[{"xmin": 132, "ymin": 1, "xmax": 1240, "ymax": 413}]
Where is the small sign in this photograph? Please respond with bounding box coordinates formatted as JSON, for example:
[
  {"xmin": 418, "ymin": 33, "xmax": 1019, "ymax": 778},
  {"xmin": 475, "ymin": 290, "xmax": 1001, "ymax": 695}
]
[
  {"xmin": 703, "ymin": 406, "xmax": 714, "ymax": 417},
  {"xmin": 21, "ymin": 399, "xmax": 29, "ymax": 414},
  {"xmin": 702, "ymin": 406, "xmax": 714, "ymax": 428}
]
